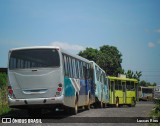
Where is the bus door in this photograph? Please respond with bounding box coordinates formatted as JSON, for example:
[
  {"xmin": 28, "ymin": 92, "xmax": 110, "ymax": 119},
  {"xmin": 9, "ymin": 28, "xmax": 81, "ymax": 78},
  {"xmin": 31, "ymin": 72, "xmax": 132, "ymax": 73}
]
[
  {"xmin": 122, "ymin": 81, "xmax": 126, "ymax": 104},
  {"xmin": 104, "ymin": 77, "xmax": 109, "ymax": 102},
  {"xmin": 110, "ymin": 80, "xmax": 115, "ymax": 104}
]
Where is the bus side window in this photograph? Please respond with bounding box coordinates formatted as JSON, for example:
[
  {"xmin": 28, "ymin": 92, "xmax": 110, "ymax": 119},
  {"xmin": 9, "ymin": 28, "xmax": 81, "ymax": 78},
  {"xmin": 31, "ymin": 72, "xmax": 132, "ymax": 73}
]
[
  {"xmin": 115, "ymin": 80, "xmax": 118, "ymax": 90},
  {"xmin": 126, "ymin": 81, "xmax": 131, "ymax": 90},
  {"xmin": 122, "ymin": 82, "xmax": 126, "ymax": 92},
  {"xmin": 87, "ymin": 64, "xmax": 91, "ymax": 79},
  {"xmin": 77, "ymin": 60, "xmax": 80, "ymax": 79},
  {"xmin": 118, "ymin": 80, "xmax": 122, "ymax": 90},
  {"xmin": 111, "ymin": 81, "xmax": 114, "ymax": 92},
  {"xmin": 130, "ymin": 81, "xmax": 135, "ymax": 90},
  {"xmin": 83, "ymin": 63, "xmax": 87, "ymax": 80},
  {"xmin": 63, "ymin": 54, "xmax": 69, "ymax": 77}
]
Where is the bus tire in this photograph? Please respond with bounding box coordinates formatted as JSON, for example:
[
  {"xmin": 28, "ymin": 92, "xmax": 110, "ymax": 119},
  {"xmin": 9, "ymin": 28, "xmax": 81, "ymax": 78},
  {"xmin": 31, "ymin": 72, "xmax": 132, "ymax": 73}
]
[
  {"xmin": 129, "ymin": 97, "xmax": 136, "ymax": 107},
  {"xmin": 131, "ymin": 97, "xmax": 136, "ymax": 107},
  {"xmin": 103, "ymin": 103, "xmax": 106, "ymax": 108}
]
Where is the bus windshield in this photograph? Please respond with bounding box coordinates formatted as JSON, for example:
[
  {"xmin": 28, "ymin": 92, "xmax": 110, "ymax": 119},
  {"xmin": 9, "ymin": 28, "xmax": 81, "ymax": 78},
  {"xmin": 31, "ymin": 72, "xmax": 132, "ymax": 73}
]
[
  {"xmin": 142, "ymin": 88, "xmax": 153, "ymax": 93},
  {"xmin": 9, "ymin": 49, "xmax": 60, "ymax": 70}
]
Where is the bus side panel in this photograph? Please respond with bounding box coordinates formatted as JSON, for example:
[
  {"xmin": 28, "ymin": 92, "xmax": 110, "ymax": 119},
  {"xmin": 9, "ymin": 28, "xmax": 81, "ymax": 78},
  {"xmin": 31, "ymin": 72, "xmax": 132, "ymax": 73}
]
[
  {"xmin": 64, "ymin": 77, "xmax": 76, "ymax": 107},
  {"xmin": 115, "ymin": 90, "xmax": 123, "ymax": 104},
  {"xmin": 109, "ymin": 80, "xmax": 115, "ymax": 104},
  {"xmin": 95, "ymin": 81, "xmax": 102, "ymax": 102},
  {"xmin": 126, "ymin": 91, "xmax": 135, "ymax": 104},
  {"xmin": 90, "ymin": 79, "xmax": 95, "ymax": 104},
  {"xmin": 63, "ymin": 77, "xmax": 91, "ymax": 107},
  {"xmin": 79, "ymin": 79, "xmax": 91, "ymax": 106}
]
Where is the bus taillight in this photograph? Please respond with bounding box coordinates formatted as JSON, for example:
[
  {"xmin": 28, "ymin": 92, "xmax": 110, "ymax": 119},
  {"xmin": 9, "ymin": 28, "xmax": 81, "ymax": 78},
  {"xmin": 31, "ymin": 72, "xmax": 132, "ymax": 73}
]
[
  {"xmin": 8, "ymin": 86, "xmax": 13, "ymax": 95},
  {"xmin": 57, "ymin": 87, "xmax": 62, "ymax": 92},
  {"xmin": 57, "ymin": 83, "xmax": 62, "ymax": 92}
]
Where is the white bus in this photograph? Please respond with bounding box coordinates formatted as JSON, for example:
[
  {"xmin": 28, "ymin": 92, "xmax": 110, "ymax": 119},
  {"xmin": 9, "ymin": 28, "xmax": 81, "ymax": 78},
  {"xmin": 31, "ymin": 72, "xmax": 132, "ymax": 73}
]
[
  {"xmin": 8, "ymin": 46, "xmax": 94, "ymax": 115},
  {"xmin": 138, "ymin": 86, "xmax": 154, "ymax": 101},
  {"xmin": 90, "ymin": 61, "xmax": 109, "ymax": 108},
  {"xmin": 153, "ymin": 85, "xmax": 160, "ymax": 103}
]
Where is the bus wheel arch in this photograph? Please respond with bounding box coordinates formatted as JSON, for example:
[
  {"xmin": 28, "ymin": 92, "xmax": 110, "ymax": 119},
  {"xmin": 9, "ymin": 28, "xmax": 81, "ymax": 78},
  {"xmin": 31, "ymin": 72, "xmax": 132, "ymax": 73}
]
[
  {"xmin": 129, "ymin": 97, "xmax": 136, "ymax": 107},
  {"xmin": 85, "ymin": 91, "xmax": 91, "ymax": 110},
  {"xmin": 70, "ymin": 92, "xmax": 79, "ymax": 115},
  {"xmin": 131, "ymin": 97, "xmax": 136, "ymax": 107}
]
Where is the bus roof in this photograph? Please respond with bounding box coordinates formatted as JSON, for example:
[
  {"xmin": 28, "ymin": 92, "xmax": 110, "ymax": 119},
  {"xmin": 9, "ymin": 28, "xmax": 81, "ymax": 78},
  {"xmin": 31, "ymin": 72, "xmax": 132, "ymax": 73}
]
[
  {"xmin": 9, "ymin": 46, "xmax": 60, "ymax": 51},
  {"xmin": 90, "ymin": 61, "xmax": 106, "ymax": 74},
  {"xmin": 9, "ymin": 46, "xmax": 90, "ymax": 64},
  {"xmin": 139, "ymin": 86, "xmax": 155, "ymax": 89},
  {"xmin": 107, "ymin": 76, "xmax": 138, "ymax": 82}
]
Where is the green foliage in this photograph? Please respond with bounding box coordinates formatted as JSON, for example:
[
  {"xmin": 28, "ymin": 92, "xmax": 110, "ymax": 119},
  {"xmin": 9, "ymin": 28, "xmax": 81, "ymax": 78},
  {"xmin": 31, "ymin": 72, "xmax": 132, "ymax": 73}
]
[
  {"xmin": 149, "ymin": 99, "xmax": 160, "ymax": 126},
  {"xmin": 78, "ymin": 48, "xmax": 98, "ymax": 62},
  {"xmin": 0, "ymin": 73, "xmax": 10, "ymax": 115},
  {"xmin": 97, "ymin": 45, "xmax": 122, "ymax": 76},
  {"xmin": 0, "ymin": 73, "xmax": 7, "ymax": 88},
  {"xmin": 124, "ymin": 70, "xmax": 142, "ymax": 81},
  {"xmin": 0, "ymin": 105, "xmax": 11, "ymax": 115},
  {"xmin": 139, "ymin": 80, "xmax": 157, "ymax": 87},
  {"xmin": 78, "ymin": 45, "xmax": 123, "ymax": 76}
]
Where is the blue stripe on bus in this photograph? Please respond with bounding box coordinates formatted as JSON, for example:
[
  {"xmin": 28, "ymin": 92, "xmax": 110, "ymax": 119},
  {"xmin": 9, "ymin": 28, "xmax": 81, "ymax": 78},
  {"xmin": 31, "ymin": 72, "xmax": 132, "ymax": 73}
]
[
  {"xmin": 64, "ymin": 77, "xmax": 94, "ymax": 96},
  {"xmin": 79, "ymin": 79, "xmax": 86, "ymax": 95},
  {"xmin": 79, "ymin": 79, "xmax": 92, "ymax": 95}
]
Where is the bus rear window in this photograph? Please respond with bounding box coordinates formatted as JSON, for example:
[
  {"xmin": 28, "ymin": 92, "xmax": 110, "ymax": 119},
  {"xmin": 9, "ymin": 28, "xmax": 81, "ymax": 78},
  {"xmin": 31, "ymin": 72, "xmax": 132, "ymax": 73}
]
[{"xmin": 9, "ymin": 49, "xmax": 60, "ymax": 69}]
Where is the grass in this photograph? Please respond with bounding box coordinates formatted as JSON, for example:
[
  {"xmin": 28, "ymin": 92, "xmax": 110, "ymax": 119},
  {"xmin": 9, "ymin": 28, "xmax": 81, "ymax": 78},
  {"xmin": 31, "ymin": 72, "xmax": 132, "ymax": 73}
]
[
  {"xmin": 0, "ymin": 87, "xmax": 11, "ymax": 116},
  {"xmin": 0, "ymin": 105, "xmax": 11, "ymax": 115},
  {"xmin": 0, "ymin": 73, "xmax": 12, "ymax": 116},
  {"xmin": 148, "ymin": 99, "xmax": 160, "ymax": 126}
]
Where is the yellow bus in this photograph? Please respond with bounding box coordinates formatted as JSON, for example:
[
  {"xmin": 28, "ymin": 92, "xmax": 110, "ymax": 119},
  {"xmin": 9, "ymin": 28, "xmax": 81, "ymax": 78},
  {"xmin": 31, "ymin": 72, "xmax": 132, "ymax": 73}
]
[{"xmin": 107, "ymin": 76, "xmax": 138, "ymax": 107}]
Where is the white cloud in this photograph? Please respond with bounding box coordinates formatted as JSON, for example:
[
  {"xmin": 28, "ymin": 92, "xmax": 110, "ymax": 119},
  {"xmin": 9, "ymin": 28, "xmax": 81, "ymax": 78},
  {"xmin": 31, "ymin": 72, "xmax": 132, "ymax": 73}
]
[
  {"xmin": 155, "ymin": 28, "xmax": 160, "ymax": 33},
  {"xmin": 157, "ymin": 39, "xmax": 160, "ymax": 44},
  {"xmin": 148, "ymin": 42, "xmax": 155, "ymax": 48},
  {"xmin": 49, "ymin": 41, "xmax": 85, "ymax": 51}
]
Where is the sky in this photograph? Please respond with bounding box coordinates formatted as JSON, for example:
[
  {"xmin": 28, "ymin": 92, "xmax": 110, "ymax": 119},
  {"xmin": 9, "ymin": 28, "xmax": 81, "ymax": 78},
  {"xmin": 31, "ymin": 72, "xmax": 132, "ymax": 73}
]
[{"xmin": 0, "ymin": 0, "xmax": 160, "ymax": 84}]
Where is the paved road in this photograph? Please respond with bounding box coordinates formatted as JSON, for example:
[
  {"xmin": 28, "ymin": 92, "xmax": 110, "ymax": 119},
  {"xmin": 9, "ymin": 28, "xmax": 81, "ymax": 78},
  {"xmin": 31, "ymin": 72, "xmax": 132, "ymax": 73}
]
[{"xmin": 0, "ymin": 101, "xmax": 156, "ymax": 126}]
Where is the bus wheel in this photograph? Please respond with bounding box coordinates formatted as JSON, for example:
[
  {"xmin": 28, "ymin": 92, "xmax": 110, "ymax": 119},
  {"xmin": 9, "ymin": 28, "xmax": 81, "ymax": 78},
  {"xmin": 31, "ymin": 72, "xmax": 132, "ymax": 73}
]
[
  {"xmin": 131, "ymin": 98, "xmax": 136, "ymax": 107},
  {"xmin": 103, "ymin": 103, "xmax": 106, "ymax": 108}
]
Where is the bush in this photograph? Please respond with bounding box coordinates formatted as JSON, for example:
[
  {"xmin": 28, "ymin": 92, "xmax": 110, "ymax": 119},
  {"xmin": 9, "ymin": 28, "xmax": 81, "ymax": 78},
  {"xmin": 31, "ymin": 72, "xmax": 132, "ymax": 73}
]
[
  {"xmin": 0, "ymin": 73, "xmax": 10, "ymax": 115},
  {"xmin": 0, "ymin": 73, "xmax": 7, "ymax": 88},
  {"xmin": 0, "ymin": 105, "xmax": 11, "ymax": 115}
]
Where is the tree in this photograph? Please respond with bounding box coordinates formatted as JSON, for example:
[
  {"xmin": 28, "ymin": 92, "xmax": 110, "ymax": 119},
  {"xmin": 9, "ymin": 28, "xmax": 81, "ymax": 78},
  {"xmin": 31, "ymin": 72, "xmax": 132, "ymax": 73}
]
[
  {"xmin": 125, "ymin": 70, "xmax": 134, "ymax": 78},
  {"xmin": 139, "ymin": 80, "xmax": 147, "ymax": 87},
  {"xmin": 153, "ymin": 82, "xmax": 157, "ymax": 86},
  {"xmin": 78, "ymin": 48, "xmax": 98, "ymax": 63},
  {"xmin": 134, "ymin": 71, "xmax": 142, "ymax": 82},
  {"xmin": 97, "ymin": 45, "xmax": 122, "ymax": 76},
  {"xmin": 78, "ymin": 45, "xmax": 123, "ymax": 76},
  {"xmin": 139, "ymin": 80, "xmax": 157, "ymax": 87},
  {"xmin": 124, "ymin": 70, "xmax": 142, "ymax": 81}
]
